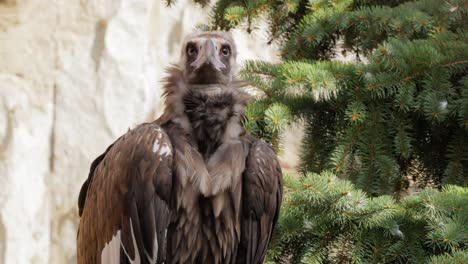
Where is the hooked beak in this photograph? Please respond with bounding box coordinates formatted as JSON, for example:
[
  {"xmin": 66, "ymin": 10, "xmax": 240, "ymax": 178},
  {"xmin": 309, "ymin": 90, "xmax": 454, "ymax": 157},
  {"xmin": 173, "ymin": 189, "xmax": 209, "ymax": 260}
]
[{"xmin": 190, "ymin": 39, "xmax": 226, "ymax": 72}]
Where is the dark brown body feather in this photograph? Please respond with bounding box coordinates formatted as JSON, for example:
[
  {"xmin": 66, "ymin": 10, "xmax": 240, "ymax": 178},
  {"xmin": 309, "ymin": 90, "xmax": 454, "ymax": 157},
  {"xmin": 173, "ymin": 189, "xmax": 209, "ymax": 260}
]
[
  {"xmin": 184, "ymin": 91, "xmax": 236, "ymax": 158},
  {"xmin": 77, "ymin": 34, "xmax": 282, "ymax": 264}
]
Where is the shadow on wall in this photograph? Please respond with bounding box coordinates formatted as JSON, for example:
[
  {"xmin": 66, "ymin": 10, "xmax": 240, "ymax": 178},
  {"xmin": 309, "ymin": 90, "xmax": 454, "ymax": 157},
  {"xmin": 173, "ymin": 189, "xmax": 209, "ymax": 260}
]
[{"xmin": 0, "ymin": 1, "xmax": 16, "ymax": 7}]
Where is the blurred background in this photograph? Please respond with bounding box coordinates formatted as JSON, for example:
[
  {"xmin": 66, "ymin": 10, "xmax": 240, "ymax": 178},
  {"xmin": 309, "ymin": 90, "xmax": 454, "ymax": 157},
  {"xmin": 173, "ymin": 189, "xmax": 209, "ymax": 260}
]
[{"xmin": 0, "ymin": 1, "xmax": 295, "ymax": 263}]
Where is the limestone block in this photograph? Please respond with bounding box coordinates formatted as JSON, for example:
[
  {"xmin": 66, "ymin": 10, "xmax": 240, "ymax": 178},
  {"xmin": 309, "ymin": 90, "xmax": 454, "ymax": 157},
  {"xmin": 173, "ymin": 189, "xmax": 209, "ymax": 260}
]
[{"xmin": 0, "ymin": 74, "xmax": 52, "ymax": 264}]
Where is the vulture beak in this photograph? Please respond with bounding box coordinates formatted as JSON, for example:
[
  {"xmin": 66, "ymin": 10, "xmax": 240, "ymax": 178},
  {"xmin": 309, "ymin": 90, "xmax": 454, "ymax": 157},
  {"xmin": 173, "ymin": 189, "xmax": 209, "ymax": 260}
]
[{"xmin": 191, "ymin": 39, "xmax": 226, "ymax": 72}]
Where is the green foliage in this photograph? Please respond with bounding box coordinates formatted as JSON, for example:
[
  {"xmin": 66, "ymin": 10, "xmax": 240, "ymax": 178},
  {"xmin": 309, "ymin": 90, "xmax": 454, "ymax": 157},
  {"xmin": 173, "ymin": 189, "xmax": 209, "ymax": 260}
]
[
  {"xmin": 244, "ymin": 100, "xmax": 292, "ymax": 150},
  {"xmin": 267, "ymin": 172, "xmax": 468, "ymax": 263},
  {"xmin": 210, "ymin": 0, "xmax": 468, "ymax": 262},
  {"xmin": 428, "ymin": 250, "xmax": 468, "ymax": 264},
  {"xmin": 211, "ymin": 0, "xmax": 468, "ymax": 193}
]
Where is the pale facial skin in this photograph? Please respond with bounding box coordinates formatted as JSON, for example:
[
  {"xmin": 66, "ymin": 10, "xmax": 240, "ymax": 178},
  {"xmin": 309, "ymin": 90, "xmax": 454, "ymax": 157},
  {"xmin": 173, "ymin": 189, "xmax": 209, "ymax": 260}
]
[{"xmin": 182, "ymin": 33, "xmax": 236, "ymax": 85}]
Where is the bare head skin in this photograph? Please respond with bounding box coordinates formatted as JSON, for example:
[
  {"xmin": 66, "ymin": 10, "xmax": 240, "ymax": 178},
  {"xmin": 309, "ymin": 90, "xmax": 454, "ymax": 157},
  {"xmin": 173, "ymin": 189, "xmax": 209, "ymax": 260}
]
[{"xmin": 180, "ymin": 31, "xmax": 238, "ymax": 85}]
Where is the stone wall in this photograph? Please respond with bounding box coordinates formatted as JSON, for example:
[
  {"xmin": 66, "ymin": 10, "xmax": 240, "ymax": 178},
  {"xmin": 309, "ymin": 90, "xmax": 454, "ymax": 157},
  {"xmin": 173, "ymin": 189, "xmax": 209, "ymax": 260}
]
[{"xmin": 0, "ymin": 0, "xmax": 279, "ymax": 263}]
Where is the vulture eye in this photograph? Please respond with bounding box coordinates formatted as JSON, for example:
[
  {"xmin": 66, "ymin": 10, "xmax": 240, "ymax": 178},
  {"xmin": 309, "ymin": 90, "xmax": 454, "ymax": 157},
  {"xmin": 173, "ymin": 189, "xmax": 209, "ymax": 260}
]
[
  {"xmin": 187, "ymin": 44, "xmax": 197, "ymax": 56},
  {"xmin": 221, "ymin": 45, "xmax": 231, "ymax": 56}
]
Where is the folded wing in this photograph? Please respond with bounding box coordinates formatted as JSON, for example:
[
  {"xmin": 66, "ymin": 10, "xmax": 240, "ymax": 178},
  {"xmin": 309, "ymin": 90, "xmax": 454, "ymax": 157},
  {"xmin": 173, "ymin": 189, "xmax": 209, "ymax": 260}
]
[
  {"xmin": 237, "ymin": 139, "xmax": 283, "ymax": 264},
  {"xmin": 77, "ymin": 122, "xmax": 173, "ymax": 264}
]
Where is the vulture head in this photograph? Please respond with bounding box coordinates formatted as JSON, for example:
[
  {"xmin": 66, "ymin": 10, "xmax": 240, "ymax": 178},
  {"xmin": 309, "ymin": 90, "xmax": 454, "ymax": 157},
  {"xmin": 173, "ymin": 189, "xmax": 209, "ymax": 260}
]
[{"xmin": 180, "ymin": 31, "xmax": 237, "ymax": 85}]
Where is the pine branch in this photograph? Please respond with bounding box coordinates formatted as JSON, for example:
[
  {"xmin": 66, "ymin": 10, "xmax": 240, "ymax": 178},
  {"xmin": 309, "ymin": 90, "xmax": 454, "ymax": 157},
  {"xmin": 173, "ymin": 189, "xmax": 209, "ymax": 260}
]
[{"xmin": 244, "ymin": 81, "xmax": 273, "ymax": 97}]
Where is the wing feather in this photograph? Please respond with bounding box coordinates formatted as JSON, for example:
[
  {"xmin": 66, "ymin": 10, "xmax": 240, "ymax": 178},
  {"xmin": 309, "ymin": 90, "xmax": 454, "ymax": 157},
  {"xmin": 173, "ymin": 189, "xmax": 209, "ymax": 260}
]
[
  {"xmin": 77, "ymin": 122, "xmax": 173, "ymax": 264},
  {"xmin": 237, "ymin": 139, "xmax": 283, "ymax": 264}
]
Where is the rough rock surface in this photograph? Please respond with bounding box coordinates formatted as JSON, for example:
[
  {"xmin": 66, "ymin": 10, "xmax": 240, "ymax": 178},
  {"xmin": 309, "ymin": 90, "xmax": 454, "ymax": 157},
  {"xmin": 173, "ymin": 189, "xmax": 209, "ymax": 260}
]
[{"xmin": 0, "ymin": 0, "xmax": 279, "ymax": 263}]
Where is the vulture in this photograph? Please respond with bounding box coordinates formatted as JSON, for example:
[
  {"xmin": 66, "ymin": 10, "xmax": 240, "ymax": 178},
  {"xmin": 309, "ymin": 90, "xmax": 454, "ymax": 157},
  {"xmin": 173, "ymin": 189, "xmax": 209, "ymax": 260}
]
[{"xmin": 77, "ymin": 31, "xmax": 283, "ymax": 264}]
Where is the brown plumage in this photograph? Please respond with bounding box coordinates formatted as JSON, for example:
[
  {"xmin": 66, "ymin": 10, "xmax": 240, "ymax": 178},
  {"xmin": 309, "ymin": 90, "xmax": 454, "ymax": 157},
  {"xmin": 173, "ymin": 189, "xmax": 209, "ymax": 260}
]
[{"xmin": 77, "ymin": 31, "xmax": 282, "ymax": 264}]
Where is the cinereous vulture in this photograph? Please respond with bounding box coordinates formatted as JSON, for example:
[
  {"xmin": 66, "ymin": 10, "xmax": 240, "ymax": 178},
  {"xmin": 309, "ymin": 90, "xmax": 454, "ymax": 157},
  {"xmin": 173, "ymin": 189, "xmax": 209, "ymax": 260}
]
[{"xmin": 77, "ymin": 31, "xmax": 283, "ymax": 264}]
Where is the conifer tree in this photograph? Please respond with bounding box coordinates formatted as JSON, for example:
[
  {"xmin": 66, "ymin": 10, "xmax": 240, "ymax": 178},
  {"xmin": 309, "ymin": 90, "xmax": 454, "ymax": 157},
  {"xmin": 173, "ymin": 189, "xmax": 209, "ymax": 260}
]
[
  {"xmin": 210, "ymin": 0, "xmax": 468, "ymax": 194},
  {"xmin": 269, "ymin": 171, "xmax": 467, "ymax": 263},
  {"xmin": 207, "ymin": 0, "xmax": 468, "ymax": 262}
]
